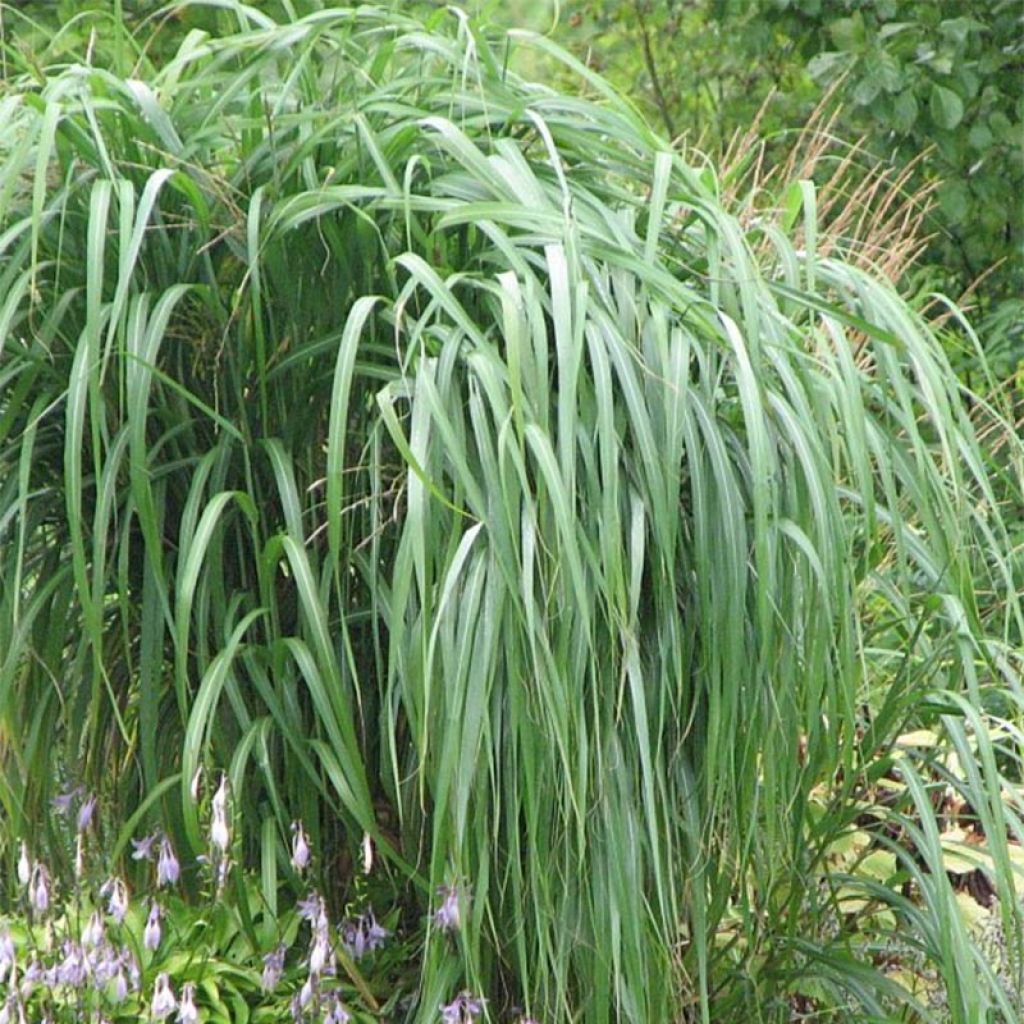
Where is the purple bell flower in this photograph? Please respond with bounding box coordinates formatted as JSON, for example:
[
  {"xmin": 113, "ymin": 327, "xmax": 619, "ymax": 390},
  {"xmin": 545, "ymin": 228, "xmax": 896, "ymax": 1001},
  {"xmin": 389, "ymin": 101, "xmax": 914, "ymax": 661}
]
[
  {"xmin": 76, "ymin": 794, "xmax": 97, "ymax": 832},
  {"xmin": 0, "ymin": 929, "xmax": 15, "ymax": 984},
  {"xmin": 340, "ymin": 909, "xmax": 389, "ymax": 960},
  {"xmin": 131, "ymin": 833, "xmax": 158, "ymax": 860},
  {"xmin": 100, "ymin": 876, "xmax": 129, "ymax": 924},
  {"xmin": 51, "ymin": 786, "xmax": 82, "ymax": 815},
  {"xmin": 82, "ymin": 911, "xmax": 105, "ymax": 948},
  {"xmin": 157, "ymin": 836, "xmax": 180, "ymax": 887},
  {"xmin": 16, "ymin": 843, "xmax": 31, "ymax": 887},
  {"xmin": 261, "ymin": 943, "xmax": 286, "ymax": 993},
  {"xmin": 151, "ymin": 973, "xmax": 176, "ymax": 1019},
  {"xmin": 210, "ymin": 774, "xmax": 231, "ymax": 852},
  {"xmin": 143, "ymin": 902, "xmax": 162, "ymax": 951},
  {"xmin": 177, "ymin": 982, "xmax": 199, "ymax": 1024},
  {"xmin": 433, "ymin": 883, "xmax": 465, "ymax": 933},
  {"xmin": 441, "ymin": 991, "xmax": 484, "ymax": 1023},
  {"xmin": 324, "ymin": 994, "xmax": 351, "ymax": 1023},
  {"xmin": 30, "ymin": 863, "xmax": 50, "ymax": 914},
  {"xmin": 290, "ymin": 821, "xmax": 311, "ymax": 873}
]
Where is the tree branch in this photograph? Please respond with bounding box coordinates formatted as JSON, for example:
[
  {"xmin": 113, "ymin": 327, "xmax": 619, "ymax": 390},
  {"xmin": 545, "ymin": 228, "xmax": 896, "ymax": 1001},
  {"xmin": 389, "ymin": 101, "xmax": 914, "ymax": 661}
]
[{"xmin": 634, "ymin": 1, "xmax": 676, "ymax": 141}]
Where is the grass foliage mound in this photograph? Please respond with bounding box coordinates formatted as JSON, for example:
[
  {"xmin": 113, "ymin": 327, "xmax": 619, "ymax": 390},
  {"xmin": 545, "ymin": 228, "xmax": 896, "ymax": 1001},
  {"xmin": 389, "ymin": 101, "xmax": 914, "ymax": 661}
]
[{"xmin": 0, "ymin": 4, "xmax": 1021, "ymax": 1020}]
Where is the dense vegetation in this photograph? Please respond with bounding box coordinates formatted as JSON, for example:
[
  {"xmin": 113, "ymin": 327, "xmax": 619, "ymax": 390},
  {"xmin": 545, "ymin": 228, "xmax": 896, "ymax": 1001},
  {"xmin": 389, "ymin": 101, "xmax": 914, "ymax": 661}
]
[
  {"xmin": 0, "ymin": 3, "xmax": 1021, "ymax": 1022},
  {"xmin": 558, "ymin": 0, "xmax": 1023, "ymax": 374}
]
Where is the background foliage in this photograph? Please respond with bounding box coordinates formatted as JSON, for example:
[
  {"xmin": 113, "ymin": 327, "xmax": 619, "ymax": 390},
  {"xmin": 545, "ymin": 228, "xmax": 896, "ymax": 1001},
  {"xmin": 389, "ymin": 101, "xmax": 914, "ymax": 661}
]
[{"xmin": 554, "ymin": 0, "xmax": 1024, "ymax": 373}]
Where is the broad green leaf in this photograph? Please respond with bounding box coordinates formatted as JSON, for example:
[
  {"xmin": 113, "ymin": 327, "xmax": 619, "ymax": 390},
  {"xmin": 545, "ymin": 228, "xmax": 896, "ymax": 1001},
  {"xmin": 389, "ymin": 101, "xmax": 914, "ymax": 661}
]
[{"xmin": 930, "ymin": 83, "xmax": 965, "ymax": 129}]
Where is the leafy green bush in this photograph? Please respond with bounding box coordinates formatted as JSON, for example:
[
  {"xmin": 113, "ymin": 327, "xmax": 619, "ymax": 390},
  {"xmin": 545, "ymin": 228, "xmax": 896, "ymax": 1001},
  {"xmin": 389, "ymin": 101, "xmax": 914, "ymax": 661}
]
[
  {"xmin": 559, "ymin": 0, "xmax": 1023, "ymax": 368},
  {"xmin": 0, "ymin": 3, "xmax": 1021, "ymax": 1021}
]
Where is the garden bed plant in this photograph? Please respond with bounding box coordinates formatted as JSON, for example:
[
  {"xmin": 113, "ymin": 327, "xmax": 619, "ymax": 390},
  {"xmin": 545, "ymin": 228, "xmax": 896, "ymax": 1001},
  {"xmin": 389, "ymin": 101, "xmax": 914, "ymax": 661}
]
[{"xmin": 0, "ymin": 776, "xmax": 475, "ymax": 1022}]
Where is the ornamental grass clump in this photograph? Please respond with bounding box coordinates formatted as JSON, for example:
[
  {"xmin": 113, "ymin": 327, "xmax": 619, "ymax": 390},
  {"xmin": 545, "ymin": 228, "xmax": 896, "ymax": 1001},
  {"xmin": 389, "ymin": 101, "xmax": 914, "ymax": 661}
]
[{"xmin": 0, "ymin": 3, "xmax": 1021, "ymax": 1021}]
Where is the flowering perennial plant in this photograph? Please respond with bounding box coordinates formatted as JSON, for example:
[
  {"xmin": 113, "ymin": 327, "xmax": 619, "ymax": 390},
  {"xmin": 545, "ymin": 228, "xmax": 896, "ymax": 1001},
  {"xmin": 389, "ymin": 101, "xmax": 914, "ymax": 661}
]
[
  {"xmin": 291, "ymin": 822, "xmax": 312, "ymax": 874},
  {"xmin": 432, "ymin": 884, "xmax": 467, "ymax": 934},
  {"xmin": 440, "ymin": 990, "xmax": 485, "ymax": 1023},
  {"xmin": 283, "ymin": 886, "xmax": 359, "ymax": 1022},
  {"xmin": 0, "ymin": 796, "xmax": 378, "ymax": 1022},
  {"xmin": 3, "ymin": 836, "xmax": 144, "ymax": 1021},
  {"xmin": 339, "ymin": 910, "xmax": 389, "ymax": 961}
]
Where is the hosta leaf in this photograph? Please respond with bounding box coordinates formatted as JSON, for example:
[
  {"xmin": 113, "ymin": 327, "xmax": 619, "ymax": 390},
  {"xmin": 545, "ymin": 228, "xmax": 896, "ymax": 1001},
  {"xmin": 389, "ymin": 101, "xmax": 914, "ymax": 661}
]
[{"xmin": 857, "ymin": 849, "xmax": 897, "ymax": 883}]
